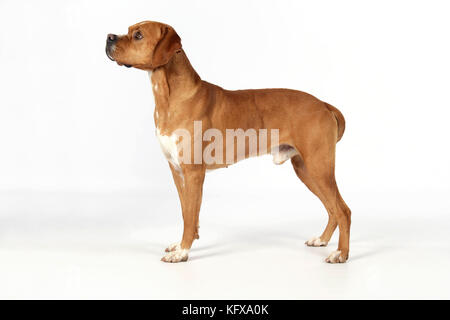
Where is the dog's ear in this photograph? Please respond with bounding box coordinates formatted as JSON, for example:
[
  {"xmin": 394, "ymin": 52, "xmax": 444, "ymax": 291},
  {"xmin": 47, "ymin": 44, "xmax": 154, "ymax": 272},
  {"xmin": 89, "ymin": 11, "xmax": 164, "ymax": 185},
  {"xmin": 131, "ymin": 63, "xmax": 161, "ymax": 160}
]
[{"xmin": 152, "ymin": 26, "xmax": 182, "ymax": 68}]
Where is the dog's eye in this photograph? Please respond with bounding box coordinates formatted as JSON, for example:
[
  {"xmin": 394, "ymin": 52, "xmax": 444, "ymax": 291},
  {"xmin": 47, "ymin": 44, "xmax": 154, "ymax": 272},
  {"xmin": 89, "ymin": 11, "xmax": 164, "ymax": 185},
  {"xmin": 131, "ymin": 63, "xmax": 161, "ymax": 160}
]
[{"xmin": 134, "ymin": 31, "xmax": 143, "ymax": 40}]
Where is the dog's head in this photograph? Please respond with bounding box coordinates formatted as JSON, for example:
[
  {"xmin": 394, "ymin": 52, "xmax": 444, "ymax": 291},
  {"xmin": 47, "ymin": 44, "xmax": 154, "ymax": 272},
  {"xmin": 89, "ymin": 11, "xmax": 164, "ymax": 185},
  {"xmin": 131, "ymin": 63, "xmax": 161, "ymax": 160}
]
[{"xmin": 106, "ymin": 21, "xmax": 182, "ymax": 70}]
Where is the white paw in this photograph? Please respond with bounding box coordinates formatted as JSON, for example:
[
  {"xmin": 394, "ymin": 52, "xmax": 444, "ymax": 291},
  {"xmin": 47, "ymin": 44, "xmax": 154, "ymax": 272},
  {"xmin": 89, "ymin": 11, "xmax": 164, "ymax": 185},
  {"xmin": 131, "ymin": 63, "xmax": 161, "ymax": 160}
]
[
  {"xmin": 161, "ymin": 248, "xmax": 189, "ymax": 263},
  {"xmin": 305, "ymin": 236, "xmax": 328, "ymax": 247},
  {"xmin": 325, "ymin": 250, "xmax": 347, "ymax": 263},
  {"xmin": 165, "ymin": 242, "xmax": 180, "ymax": 252}
]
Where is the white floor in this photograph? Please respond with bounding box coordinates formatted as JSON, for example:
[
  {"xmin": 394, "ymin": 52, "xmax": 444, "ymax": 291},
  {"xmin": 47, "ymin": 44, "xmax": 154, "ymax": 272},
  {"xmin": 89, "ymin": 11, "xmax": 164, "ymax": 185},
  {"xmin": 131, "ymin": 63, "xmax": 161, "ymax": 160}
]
[{"xmin": 0, "ymin": 190, "xmax": 449, "ymax": 299}]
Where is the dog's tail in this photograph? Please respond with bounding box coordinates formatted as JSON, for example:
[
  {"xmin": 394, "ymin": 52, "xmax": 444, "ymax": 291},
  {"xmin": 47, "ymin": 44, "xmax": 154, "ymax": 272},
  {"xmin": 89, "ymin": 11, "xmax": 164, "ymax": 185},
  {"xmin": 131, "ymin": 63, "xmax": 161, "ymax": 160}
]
[{"xmin": 325, "ymin": 102, "xmax": 346, "ymax": 142}]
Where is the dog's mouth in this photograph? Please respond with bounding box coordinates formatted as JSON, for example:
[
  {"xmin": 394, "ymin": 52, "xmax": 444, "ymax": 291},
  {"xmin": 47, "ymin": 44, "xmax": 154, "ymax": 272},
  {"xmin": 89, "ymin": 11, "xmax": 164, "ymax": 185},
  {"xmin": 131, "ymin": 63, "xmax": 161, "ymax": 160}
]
[
  {"xmin": 105, "ymin": 46, "xmax": 115, "ymax": 61},
  {"xmin": 105, "ymin": 46, "xmax": 132, "ymax": 68}
]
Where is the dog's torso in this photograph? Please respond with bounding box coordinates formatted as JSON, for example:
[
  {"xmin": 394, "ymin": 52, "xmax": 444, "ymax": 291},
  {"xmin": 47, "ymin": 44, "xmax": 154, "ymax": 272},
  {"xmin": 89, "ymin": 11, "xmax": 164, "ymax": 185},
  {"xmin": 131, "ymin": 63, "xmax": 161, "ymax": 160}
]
[{"xmin": 151, "ymin": 50, "xmax": 341, "ymax": 172}]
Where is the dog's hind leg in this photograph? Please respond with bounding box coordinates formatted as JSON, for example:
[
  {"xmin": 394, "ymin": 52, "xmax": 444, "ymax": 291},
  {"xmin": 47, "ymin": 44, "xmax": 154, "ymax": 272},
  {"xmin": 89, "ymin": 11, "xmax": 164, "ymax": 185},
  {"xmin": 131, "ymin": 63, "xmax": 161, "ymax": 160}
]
[
  {"xmin": 313, "ymin": 170, "xmax": 351, "ymax": 263},
  {"xmin": 291, "ymin": 155, "xmax": 337, "ymax": 247},
  {"xmin": 292, "ymin": 141, "xmax": 351, "ymax": 262}
]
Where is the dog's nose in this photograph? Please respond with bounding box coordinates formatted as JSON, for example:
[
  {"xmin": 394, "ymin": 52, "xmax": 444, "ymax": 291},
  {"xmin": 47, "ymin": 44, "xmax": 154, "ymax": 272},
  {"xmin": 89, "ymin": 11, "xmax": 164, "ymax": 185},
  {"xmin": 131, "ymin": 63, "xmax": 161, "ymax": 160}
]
[{"xmin": 107, "ymin": 34, "xmax": 117, "ymax": 43}]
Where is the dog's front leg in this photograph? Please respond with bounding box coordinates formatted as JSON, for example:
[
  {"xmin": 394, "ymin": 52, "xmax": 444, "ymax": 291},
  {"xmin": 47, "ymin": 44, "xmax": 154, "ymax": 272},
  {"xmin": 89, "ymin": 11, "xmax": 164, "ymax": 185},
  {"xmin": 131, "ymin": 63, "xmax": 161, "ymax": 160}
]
[{"xmin": 161, "ymin": 164, "xmax": 205, "ymax": 263}]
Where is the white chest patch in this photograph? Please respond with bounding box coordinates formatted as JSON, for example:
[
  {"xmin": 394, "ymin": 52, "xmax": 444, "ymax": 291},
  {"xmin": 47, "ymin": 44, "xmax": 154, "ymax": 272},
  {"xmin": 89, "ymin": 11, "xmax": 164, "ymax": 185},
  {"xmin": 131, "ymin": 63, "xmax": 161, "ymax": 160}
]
[{"xmin": 156, "ymin": 128, "xmax": 181, "ymax": 170}]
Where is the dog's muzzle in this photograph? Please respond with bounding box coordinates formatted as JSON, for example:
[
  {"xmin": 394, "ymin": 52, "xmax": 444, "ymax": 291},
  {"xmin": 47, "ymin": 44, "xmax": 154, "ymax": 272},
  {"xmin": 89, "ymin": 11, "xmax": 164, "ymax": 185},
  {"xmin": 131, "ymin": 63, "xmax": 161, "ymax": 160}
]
[
  {"xmin": 105, "ymin": 33, "xmax": 117, "ymax": 61},
  {"xmin": 105, "ymin": 34, "xmax": 132, "ymax": 68}
]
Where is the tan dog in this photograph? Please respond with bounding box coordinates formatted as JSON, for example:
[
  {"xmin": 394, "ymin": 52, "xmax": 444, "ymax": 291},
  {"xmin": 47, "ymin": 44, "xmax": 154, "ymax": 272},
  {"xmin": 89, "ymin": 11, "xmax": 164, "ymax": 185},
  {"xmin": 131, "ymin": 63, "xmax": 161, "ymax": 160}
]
[{"xmin": 106, "ymin": 21, "xmax": 351, "ymax": 263}]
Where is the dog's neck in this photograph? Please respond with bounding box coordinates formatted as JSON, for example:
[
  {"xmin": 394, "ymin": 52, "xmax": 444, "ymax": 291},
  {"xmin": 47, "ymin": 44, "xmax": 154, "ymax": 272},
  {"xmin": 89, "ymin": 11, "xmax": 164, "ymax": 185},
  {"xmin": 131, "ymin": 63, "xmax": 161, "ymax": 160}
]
[{"xmin": 149, "ymin": 50, "xmax": 201, "ymax": 106}]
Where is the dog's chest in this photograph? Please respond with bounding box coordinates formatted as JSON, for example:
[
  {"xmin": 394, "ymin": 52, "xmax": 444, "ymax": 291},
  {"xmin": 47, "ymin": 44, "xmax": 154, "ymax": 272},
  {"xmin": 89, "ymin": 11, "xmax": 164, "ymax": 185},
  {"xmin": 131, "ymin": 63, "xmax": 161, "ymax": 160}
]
[
  {"xmin": 155, "ymin": 126, "xmax": 181, "ymax": 168},
  {"xmin": 150, "ymin": 71, "xmax": 185, "ymax": 170},
  {"xmin": 154, "ymin": 104, "xmax": 183, "ymax": 169}
]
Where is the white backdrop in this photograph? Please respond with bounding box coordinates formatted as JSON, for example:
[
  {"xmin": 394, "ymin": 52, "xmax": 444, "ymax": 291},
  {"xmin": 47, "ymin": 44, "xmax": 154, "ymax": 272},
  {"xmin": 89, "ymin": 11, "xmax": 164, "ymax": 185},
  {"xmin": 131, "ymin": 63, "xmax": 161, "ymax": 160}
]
[{"xmin": 1, "ymin": 0, "xmax": 450, "ymax": 299}]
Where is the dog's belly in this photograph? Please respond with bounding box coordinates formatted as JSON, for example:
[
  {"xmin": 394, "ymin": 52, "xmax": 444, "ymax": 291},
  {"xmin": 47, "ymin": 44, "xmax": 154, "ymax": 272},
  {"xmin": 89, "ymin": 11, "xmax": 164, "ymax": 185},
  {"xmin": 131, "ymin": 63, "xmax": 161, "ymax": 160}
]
[{"xmin": 156, "ymin": 126, "xmax": 299, "ymax": 171}]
